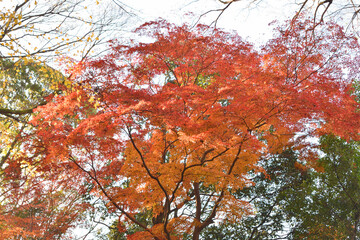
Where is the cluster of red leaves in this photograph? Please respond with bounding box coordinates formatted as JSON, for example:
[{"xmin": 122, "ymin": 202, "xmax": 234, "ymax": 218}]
[
  {"xmin": 0, "ymin": 116, "xmax": 90, "ymax": 238},
  {"xmin": 0, "ymin": 160, "xmax": 89, "ymax": 239},
  {"xmin": 28, "ymin": 19, "xmax": 360, "ymax": 239}
]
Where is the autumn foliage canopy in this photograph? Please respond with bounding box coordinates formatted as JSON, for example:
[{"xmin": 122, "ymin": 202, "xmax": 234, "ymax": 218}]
[{"xmin": 18, "ymin": 19, "xmax": 360, "ymax": 239}]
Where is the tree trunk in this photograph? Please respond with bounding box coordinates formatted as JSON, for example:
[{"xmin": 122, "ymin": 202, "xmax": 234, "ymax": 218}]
[{"xmin": 192, "ymin": 227, "xmax": 202, "ymax": 240}]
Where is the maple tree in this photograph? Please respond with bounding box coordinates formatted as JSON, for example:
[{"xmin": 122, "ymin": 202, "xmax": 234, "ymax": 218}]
[{"xmin": 29, "ymin": 18, "xmax": 360, "ymax": 239}]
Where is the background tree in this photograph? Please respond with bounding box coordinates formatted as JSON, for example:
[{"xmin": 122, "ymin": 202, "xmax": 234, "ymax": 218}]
[
  {"xmin": 199, "ymin": 150, "xmax": 309, "ymax": 240},
  {"xmin": 199, "ymin": 136, "xmax": 360, "ymax": 240},
  {"xmin": 0, "ymin": 0, "xmax": 129, "ymax": 59},
  {"xmin": 286, "ymin": 136, "xmax": 360, "ymax": 239}
]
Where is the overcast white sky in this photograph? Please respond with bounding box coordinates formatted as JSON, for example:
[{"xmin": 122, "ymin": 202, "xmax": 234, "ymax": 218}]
[{"xmin": 122, "ymin": 0, "xmax": 298, "ymax": 45}]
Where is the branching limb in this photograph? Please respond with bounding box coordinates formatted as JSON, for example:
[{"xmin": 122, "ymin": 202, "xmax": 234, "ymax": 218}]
[{"xmin": 69, "ymin": 155, "xmax": 161, "ymax": 240}]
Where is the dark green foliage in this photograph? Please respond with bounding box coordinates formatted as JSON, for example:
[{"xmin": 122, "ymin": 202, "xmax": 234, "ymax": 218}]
[
  {"xmin": 201, "ymin": 136, "xmax": 360, "ymax": 240},
  {"xmin": 288, "ymin": 136, "xmax": 360, "ymax": 239},
  {"xmin": 0, "ymin": 58, "xmax": 65, "ymax": 108},
  {"xmin": 201, "ymin": 150, "xmax": 308, "ymax": 239}
]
